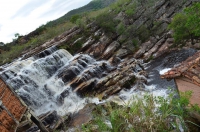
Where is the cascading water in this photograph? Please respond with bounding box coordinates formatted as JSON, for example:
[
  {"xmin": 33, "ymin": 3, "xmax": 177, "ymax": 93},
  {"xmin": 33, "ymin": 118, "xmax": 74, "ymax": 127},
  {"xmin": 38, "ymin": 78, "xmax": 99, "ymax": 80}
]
[
  {"xmin": 108, "ymin": 48, "xmax": 197, "ymax": 105},
  {"xmin": 0, "ymin": 47, "xmax": 102, "ymax": 115},
  {"xmin": 0, "ymin": 46, "xmax": 196, "ymax": 117}
]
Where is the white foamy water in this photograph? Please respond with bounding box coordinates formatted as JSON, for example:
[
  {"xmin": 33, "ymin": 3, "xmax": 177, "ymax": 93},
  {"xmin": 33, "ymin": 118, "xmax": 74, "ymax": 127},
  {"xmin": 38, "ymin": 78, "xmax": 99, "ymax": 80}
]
[
  {"xmin": 0, "ymin": 48, "xmax": 102, "ymax": 116},
  {"xmin": 107, "ymin": 84, "xmax": 169, "ymax": 106},
  {"xmin": 0, "ymin": 47, "xmax": 173, "ymax": 116},
  {"xmin": 159, "ymin": 68, "xmax": 171, "ymax": 75}
]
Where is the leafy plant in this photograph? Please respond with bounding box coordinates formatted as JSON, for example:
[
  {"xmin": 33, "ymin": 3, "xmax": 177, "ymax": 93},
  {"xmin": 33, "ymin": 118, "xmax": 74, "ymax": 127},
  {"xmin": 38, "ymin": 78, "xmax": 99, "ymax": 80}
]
[
  {"xmin": 70, "ymin": 14, "xmax": 81, "ymax": 24},
  {"xmin": 95, "ymin": 12, "xmax": 118, "ymax": 33},
  {"xmin": 116, "ymin": 22, "xmax": 126, "ymax": 35},
  {"xmin": 125, "ymin": 2, "xmax": 137, "ymax": 17},
  {"xmin": 169, "ymin": 3, "xmax": 200, "ymax": 44},
  {"xmin": 82, "ymin": 91, "xmax": 200, "ymax": 132}
]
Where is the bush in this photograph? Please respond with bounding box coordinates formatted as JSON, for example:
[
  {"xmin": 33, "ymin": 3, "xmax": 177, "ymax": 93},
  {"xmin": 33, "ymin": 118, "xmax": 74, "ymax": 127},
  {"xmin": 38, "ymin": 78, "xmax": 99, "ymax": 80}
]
[
  {"xmin": 169, "ymin": 3, "xmax": 200, "ymax": 44},
  {"xmin": 137, "ymin": 25, "xmax": 150, "ymax": 42},
  {"xmin": 125, "ymin": 2, "xmax": 137, "ymax": 17},
  {"xmin": 116, "ymin": 22, "xmax": 126, "ymax": 35},
  {"xmin": 0, "ymin": 44, "xmax": 11, "ymax": 51},
  {"xmin": 70, "ymin": 14, "xmax": 81, "ymax": 23},
  {"xmin": 95, "ymin": 12, "xmax": 119, "ymax": 33},
  {"xmin": 82, "ymin": 91, "xmax": 200, "ymax": 132}
]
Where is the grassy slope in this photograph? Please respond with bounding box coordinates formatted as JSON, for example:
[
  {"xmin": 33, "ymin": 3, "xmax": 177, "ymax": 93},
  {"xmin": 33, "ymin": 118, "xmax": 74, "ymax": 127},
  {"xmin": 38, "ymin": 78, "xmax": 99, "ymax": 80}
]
[
  {"xmin": 45, "ymin": 0, "xmax": 117, "ymax": 27},
  {"xmin": 0, "ymin": 0, "xmax": 116, "ymax": 65}
]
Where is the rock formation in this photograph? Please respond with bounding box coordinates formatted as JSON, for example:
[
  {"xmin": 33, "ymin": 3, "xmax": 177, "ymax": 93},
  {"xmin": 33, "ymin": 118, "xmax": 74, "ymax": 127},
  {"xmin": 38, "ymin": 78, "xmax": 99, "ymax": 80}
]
[
  {"xmin": 1, "ymin": 0, "xmax": 200, "ymax": 131},
  {"xmin": 161, "ymin": 51, "xmax": 200, "ymax": 86}
]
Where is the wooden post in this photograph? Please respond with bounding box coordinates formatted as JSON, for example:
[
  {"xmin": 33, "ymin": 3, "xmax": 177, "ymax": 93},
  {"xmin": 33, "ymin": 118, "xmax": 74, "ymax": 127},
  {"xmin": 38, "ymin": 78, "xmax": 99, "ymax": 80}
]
[{"xmin": 30, "ymin": 111, "xmax": 49, "ymax": 132}]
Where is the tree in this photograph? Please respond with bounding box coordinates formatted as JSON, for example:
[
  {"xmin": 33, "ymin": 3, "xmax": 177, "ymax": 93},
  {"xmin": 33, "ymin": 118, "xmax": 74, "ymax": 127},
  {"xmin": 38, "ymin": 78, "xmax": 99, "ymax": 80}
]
[
  {"xmin": 96, "ymin": 12, "xmax": 119, "ymax": 33},
  {"xmin": 169, "ymin": 3, "xmax": 200, "ymax": 44},
  {"xmin": 0, "ymin": 42, "xmax": 4, "ymax": 46},
  {"xmin": 14, "ymin": 33, "xmax": 20, "ymax": 38},
  {"xmin": 70, "ymin": 14, "xmax": 81, "ymax": 23}
]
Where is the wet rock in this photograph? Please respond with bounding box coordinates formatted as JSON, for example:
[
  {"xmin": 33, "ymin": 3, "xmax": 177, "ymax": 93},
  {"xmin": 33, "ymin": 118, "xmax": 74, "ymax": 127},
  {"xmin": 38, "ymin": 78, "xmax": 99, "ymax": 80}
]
[
  {"xmin": 25, "ymin": 111, "xmax": 61, "ymax": 132},
  {"xmin": 161, "ymin": 50, "xmax": 200, "ymax": 87},
  {"xmin": 108, "ymin": 56, "xmax": 121, "ymax": 65},
  {"xmin": 41, "ymin": 111, "xmax": 61, "ymax": 129},
  {"xmin": 73, "ymin": 79, "xmax": 97, "ymax": 93}
]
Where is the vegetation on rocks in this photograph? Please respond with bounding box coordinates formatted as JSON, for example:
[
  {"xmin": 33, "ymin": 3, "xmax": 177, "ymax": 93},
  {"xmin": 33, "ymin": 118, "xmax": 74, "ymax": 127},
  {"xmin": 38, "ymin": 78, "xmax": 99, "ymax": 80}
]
[
  {"xmin": 0, "ymin": 0, "xmax": 116, "ymax": 65},
  {"xmin": 169, "ymin": 3, "xmax": 200, "ymax": 44},
  {"xmin": 1, "ymin": 0, "xmax": 200, "ymax": 65},
  {"xmin": 46, "ymin": 0, "xmax": 117, "ymax": 27},
  {"xmin": 1, "ymin": 0, "xmax": 200, "ymax": 132}
]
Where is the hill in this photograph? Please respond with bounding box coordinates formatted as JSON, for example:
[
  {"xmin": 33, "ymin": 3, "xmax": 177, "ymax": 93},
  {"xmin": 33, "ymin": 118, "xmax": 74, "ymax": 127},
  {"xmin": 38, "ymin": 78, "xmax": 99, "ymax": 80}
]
[
  {"xmin": 45, "ymin": 0, "xmax": 117, "ymax": 27},
  {"xmin": 0, "ymin": 0, "xmax": 116, "ymax": 65}
]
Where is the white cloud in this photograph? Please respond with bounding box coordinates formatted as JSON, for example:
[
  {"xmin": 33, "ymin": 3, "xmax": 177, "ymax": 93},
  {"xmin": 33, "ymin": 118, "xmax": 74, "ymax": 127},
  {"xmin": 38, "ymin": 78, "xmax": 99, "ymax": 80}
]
[{"xmin": 0, "ymin": 0, "xmax": 91, "ymax": 43}]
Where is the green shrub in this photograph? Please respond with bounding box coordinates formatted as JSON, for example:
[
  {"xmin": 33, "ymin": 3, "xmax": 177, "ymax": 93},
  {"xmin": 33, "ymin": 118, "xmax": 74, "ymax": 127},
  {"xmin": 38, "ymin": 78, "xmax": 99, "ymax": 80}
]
[
  {"xmin": 169, "ymin": 3, "xmax": 200, "ymax": 44},
  {"xmin": 70, "ymin": 14, "xmax": 81, "ymax": 23},
  {"xmin": 137, "ymin": 25, "xmax": 150, "ymax": 42},
  {"xmin": 116, "ymin": 22, "xmax": 126, "ymax": 35},
  {"xmin": 82, "ymin": 91, "xmax": 200, "ymax": 132},
  {"xmin": 125, "ymin": 2, "xmax": 137, "ymax": 17},
  {"xmin": 95, "ymin": 12, "xmax": 119, "ymax": 33}
]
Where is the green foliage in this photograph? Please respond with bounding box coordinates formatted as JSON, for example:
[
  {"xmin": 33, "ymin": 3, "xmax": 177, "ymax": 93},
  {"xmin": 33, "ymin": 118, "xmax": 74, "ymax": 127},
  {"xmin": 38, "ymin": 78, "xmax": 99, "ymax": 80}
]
[
  {"xmin": 96, "ymin": 12, "xmax": 119, "ymax": 33},
  {"xmin": 14, "ymin": 33, "xmax": 20, "ymax": 38},
  {"xmin": 82, "ymin": 91, "xmax": 200, "ymax": 132},
  {"xmin": 137, "ymin": 25, "xmax": 150, "ymax": 42},
  {"xmin": 116, "ymin": 22, "xmax": 126, "ymax": 35},
  {"xmin": 35, "ymin": 24, "xmax": 46, "ymax": 34},
  {"xmin": 0, "ymin": 44, "xmax": 10, "ymax": 51},
  {"xmin": 125, "ymin": 2, "xmax": 137, "ymax": 17},
  {"xmin": 70, "ymin": 14, "xmax": 81, "ymax": 23},
  {"xmin": 125, "ymin": 8, "xmax": 135, "ymax": 17},
  {"xmin": 184, "ymin": 2, "xmax": 200, "ymax": 36},
  {"xmin": 0, "ymin": 22, "xmax": 75, "ymax": 65},
  {"xmin": 132, "ymin": 38, "xmax": 139, "ymax": 48},
  {"xmin": 46, "ymin": 0, "xmax": 117, "ymax": 27},
  {"xmin": 169, "ymin": 3, "xmax": 200, "ymax": 44}
]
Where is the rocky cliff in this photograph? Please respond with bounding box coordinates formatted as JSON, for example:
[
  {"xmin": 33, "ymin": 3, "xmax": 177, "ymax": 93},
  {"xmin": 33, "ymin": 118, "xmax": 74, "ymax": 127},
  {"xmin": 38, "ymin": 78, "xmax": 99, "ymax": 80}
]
[
  {"xmin": 15, "ymin": 0, "xmax": 199, "ymax": 98},
  {"xmin": 1, "ymin": 0, "xmax": 200, "ymax": 131}
]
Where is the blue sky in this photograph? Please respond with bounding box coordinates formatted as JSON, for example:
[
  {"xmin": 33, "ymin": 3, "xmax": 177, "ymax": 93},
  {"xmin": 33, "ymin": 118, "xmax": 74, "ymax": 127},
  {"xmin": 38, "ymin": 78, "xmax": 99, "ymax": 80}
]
[{"xmin": 0, "ymin": 0, "xmax": 92, "ymax": 43}]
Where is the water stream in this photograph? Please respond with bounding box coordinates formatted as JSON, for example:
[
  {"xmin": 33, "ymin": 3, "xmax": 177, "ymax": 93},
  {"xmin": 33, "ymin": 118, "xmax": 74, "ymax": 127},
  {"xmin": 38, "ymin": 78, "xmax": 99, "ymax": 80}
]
[
  {"xmin": 108, "ymin": 48, "xmax": 197, "ymax": 104},
  {"xmin": 0, "ymin": 47, "xmax": 99, "ymax": 115},
  {"xmin": 0, "ymin": 47, "xmax": 197, "ymax": 116}
]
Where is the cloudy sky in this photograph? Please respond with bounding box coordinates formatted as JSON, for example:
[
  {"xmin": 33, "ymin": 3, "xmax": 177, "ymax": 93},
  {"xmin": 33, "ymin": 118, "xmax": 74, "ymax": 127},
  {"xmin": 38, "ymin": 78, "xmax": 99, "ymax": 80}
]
[{"xmin": 0, "ymin": 0, "xmax": 92, "ymax": 43}]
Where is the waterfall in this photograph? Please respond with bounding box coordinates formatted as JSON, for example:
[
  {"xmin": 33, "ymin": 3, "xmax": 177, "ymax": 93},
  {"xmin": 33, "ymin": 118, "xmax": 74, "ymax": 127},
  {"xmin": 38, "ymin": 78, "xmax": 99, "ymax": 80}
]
[
  {"xmin": 1, "ymin": 46, "xmax": 193, "ymax": 116},
  {"xmin": 0, "ymin": 48, "xmax": 101, "ymax": 116}
]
